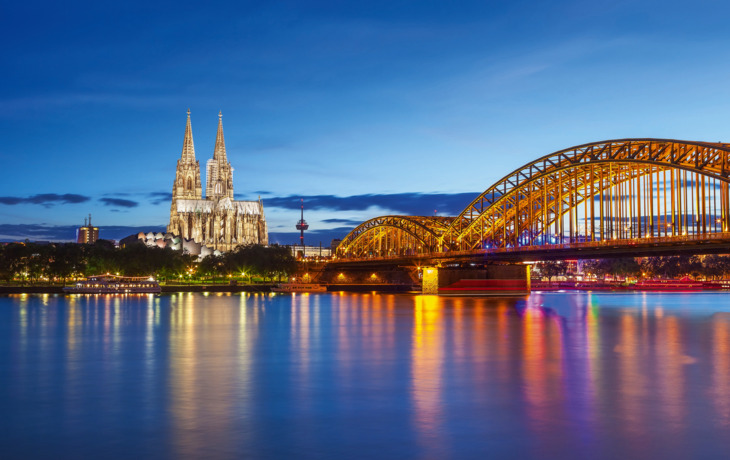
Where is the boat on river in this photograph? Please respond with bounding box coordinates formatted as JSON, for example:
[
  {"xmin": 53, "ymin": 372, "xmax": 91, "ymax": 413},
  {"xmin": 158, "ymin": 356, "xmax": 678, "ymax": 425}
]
[
  {"xmin": 271, "ymin": 283, "xmax": 328, "ymax": 293},
  {"xmin": 632, "ymin": 278, "xmax": 703, "ymax": 291},
  {"xmin": 63, "ymin": 275, "xmax": 161, "ymax": 294}
]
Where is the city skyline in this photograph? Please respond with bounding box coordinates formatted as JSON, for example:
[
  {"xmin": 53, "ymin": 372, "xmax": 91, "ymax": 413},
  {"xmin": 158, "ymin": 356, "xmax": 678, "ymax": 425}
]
[{"xmin": 3, "ymin": 1, "xmax": 730, "ymax": 244}]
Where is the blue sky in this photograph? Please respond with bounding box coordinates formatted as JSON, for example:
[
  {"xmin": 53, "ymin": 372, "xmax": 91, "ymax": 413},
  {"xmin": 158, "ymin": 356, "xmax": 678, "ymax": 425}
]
[{"xmin": 3, "ymin": 0, "xmax": 730, "ymax": 244}]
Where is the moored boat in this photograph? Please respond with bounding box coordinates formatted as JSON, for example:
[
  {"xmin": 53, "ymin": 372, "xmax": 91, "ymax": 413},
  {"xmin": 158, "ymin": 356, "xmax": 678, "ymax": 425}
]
[
  {"xmin": 271, "ymin": 283, "xmax": 328, "ymax": 293},
  {"xmin": 632, "ymin": 278, "xmax": 703, "ymax": 291},
  {"xmin": 63, "ymin": 275, "xmax": 161, "ymax": 294}
]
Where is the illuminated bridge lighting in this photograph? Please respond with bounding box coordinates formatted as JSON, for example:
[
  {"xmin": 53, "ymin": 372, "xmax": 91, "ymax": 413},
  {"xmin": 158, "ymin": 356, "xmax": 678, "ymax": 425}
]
[{"xmin": 336, "ymin": 139, "xmax": 730, "ymax": 261}]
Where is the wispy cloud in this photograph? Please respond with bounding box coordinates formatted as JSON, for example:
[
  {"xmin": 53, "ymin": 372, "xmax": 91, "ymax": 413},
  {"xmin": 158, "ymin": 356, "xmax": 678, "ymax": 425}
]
[
  {"xmin": 269, "ymin": 227, "xmax": 353, "ymax": 246},
  {"xmin": 99, "ymin": 198, "xmax": 138, "ymax": 208},
  {"xmin": 264, "ymin": 192, "xmax": 478, "ymax": 216},
  {"xmin": 0, "ymin": 224, "xmax": 166, "ymax": 242},
  {"xmin": 321, "ymin": 218, "xmax": 363, "ymax": 226},
  {"xmin": 0, "ymin": 193, "xmax": 90, "ymax": 207},
  {"xmin": 102, "ymin": 191, "xmax": 171, "ymax": 206},
  {"xmin": 147, "ymin": 192, "xmax": 172, "ymax": 205}
]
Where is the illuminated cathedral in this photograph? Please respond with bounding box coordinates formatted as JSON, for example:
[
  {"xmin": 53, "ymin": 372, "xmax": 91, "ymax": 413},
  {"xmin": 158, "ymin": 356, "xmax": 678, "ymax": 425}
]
[{"xmin": 167, "ymin": 110, "xmax": 268, "ymax": 252}]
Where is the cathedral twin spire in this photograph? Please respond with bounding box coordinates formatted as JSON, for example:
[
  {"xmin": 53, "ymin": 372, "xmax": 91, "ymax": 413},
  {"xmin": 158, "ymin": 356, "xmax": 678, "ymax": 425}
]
[
  {"xmin": 174, "ymin": 110, "xmax": 234, "ymax": 202},
  {"xmin": 206, "ymin": 111, "xmax": 234, "ymax": 200},
  {"xmin": 167, "ymin": 110, "xmax": 268, "ymax": 250},
  {"xmin": 171, "ymin": 109, "xmax": 202, "ymax": 201},
  {"xmin": 181, "ymin": 109, "xmax": 196, "ymax": 163},
  {"xmin": 213, "ymin": 111, "xmax": 227, "ymax": 162}
]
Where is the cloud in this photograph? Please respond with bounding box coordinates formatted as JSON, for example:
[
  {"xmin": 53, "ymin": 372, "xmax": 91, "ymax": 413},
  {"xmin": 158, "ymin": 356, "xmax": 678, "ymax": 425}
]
[
  {"xmin": 103, "ymin": 192, "xmax": 132, "ymax": 197},
  {"xmin": 101, "ymin": 191, "xmax": 171, "ymax": 205},
  {"xmin": 268, "ymin": 227, "xmax": 353, "ymax": 246},
  {"xmin": 99, "ymin": 198, "xmax": 139, "ymax": 208},
  {"xmin": 0, "ymin": 224, "xmax": 166, "ymax": 242},
  {"xmin": 321, "ymin": 218, "xmax": 364, "ymax": 226},
  {"xmin": 263, "ymin": 192, "xmax": 479, "ymax": 216},
  {"xmin": 0, "ymin": 193, "xmax": 91, "ymax": 207},
  {"xmin": 147, "ymin": 191, "xmax": 172, "ymax": 205},
  {"xmin": 0, "ymin": 222, "xmax": 343, "ymax": 246}
]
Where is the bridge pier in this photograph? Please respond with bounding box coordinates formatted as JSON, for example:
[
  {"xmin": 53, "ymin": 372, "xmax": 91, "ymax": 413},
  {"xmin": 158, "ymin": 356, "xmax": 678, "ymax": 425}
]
[
  {"xmin": 422, "ymin": 267, "xmax": 439, "ymax": 294},
  {"xmin": 427, "ymin": 264, "xmax": 531, "ymax": 296},
  {"xmin": 323, "ymin": 259, "xmax": 531, "ymax": 295}
]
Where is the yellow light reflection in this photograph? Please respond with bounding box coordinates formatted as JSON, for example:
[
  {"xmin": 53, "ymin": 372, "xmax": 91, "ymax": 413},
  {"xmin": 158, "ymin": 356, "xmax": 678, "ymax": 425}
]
[
  {"xmin": 411, "ymin": 295, "xmax": 444, "ymax": 451},
  {"xmin": 167, "ymin": 293, "xmax": 258, "ymax": 456}
]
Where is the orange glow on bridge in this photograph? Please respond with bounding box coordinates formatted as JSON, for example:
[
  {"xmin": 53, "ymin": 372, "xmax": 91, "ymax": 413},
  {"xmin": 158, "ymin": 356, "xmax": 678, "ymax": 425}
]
[{"xmin": 336, "ymin": 139, "xmax": 730, "ymax": 261}]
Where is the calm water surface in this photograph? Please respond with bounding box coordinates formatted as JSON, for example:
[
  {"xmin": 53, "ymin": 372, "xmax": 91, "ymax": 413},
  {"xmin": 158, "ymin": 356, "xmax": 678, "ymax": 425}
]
[{"xmin": 2, "ymin": 291, "xmax": 730, "ymax": 459}]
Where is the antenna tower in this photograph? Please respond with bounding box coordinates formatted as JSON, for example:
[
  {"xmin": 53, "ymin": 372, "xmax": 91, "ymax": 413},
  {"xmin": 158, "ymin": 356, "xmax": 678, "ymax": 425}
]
[{"xmin": 295, "ymin": 199, "xmax": 308, "ymax": 246}]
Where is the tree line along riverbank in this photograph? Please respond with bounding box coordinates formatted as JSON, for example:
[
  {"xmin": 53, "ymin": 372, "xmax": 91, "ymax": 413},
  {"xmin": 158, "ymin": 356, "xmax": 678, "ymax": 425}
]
[{"xmin": 0, "ymin": 240, "xmax": 296, "ymax": 286}]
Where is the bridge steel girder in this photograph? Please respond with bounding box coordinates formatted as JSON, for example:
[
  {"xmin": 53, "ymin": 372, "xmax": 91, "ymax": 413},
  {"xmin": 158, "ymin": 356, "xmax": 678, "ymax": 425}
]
[
  {"xmin": 337, "ymin": 215, "xmax": 454, "ymax": 259},
  {"xmin": 451, "ymin": 162, "xmax": 673, "ymax": 250},
  {"xmin": 441, "ymin": 139, "xmax": 730, "ymax": 251},
  {"xmin": 335, "ymin": 138, "xmax": 730, "ymax": 263}
]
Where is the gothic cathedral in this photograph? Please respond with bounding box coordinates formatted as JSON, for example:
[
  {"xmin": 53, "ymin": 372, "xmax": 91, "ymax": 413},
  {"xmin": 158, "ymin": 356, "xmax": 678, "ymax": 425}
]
[{"xmin": 167, "ymin": 110, "xmax": 268, "ymax": 252}]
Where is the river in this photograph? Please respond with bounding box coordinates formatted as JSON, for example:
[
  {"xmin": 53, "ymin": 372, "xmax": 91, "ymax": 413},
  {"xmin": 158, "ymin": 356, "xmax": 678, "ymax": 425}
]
[{"xmin": 1, "ymin": 291, "xmax": 729, "ymax": 459}]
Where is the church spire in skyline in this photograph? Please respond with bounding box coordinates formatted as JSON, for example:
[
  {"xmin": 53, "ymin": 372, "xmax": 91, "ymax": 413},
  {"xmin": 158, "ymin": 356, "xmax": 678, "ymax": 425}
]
[
  {"xmin": 181, "ymin": 108, "xmax": 196, "ymax": 163},
  {"xmin": 213, "ymin": 110, "xmax": 227, "ymax": 161},
  {"xmin": 169, "ymin": 109, "xmax": 267, "ymax": 250},
  {"xmin": 206, "ymin": 110, "xmax": 234, "ymax": 200},
  {"xmin": 169, "ymin": 109, "xmax": 203, "ymax": 215}
]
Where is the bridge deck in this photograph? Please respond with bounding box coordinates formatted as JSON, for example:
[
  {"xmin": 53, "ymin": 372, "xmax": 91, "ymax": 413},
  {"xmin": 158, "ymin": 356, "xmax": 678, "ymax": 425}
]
[{"xmin": 332, "ymin": 233, "xmax": 730, "ymax": 266}]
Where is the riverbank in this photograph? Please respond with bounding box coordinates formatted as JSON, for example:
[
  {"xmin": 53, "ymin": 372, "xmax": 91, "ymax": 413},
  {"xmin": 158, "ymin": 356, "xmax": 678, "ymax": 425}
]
[
  {"xmin": 5, "ymin": 281, "xmax": 730, "ymax": 295},
  {"xmin": 0, "ymin": 284, "xmax": 275, "ymax": 294},
  {"xmin": 533, "ymin": 280, "xmax": 730, "ymax": 291},
  {"xmin": 0, "ymin": 283, "xmax": 416, "ymax": 294}
]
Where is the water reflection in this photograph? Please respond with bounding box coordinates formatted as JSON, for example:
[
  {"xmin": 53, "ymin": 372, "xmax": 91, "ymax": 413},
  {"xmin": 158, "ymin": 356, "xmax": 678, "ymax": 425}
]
[
  {"xmin": 3, "ymin": 292, "xmax": 730, "ymax": 459},
  {"xmin": 411, "ymin": 295, "xmax": 444, "ymax": 453},
  {"xmin": 713, "ymin": 313, "xmax": 730, "ymax": 426}
]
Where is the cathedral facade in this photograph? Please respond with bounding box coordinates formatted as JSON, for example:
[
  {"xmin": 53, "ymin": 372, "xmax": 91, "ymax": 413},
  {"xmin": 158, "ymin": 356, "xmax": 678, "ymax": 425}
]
[{"xmin": 167, "ymin": 110, "xmax": 268, "ymax": 252}]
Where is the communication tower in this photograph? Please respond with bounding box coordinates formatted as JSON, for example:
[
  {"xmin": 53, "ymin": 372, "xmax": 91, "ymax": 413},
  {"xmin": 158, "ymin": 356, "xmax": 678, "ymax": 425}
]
[{"xmin": 295, "ymin": 199, "xmax": 308, "ymax": 246}]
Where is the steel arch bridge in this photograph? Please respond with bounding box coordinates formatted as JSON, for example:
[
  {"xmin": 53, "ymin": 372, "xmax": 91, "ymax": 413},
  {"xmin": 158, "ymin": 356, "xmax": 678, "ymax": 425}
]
[
  {"xmin": 338, "ymin": 215, "xmax": 455, "ymax": 258},
  {"xmin": 336, "ymin": 139, "xmax": 730, "ymax": 262}
]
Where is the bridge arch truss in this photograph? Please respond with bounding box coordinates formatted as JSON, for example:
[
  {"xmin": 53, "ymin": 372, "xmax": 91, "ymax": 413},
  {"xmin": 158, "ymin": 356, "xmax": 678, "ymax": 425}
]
[
  {"xmin": 337, "ymin": 215, "xmax": 454, "ymax": 259},
  {"xmin": 337, "ymin": 139, "xmax": 730, "ymax": 260}
]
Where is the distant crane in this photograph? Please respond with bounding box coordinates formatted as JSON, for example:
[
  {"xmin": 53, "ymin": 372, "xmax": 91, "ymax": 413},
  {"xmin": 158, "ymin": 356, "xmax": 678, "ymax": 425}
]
[{"xmin": 296, "ymin": 199, "xmax": 308, "ymax": 246}]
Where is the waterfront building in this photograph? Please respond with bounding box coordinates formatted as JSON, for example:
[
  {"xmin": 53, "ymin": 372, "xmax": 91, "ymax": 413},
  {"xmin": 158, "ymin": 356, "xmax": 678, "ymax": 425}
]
[
  {"xmin": 76, "ymin": 214, "xmax": 99, "ymax": 244},
  {"xmin": 289, "ymin": 244, "xmax": 332, "ymax": 259},
  {"xmin": 167, "ymin": 110, "xmax": 268, "ymax": 252}
]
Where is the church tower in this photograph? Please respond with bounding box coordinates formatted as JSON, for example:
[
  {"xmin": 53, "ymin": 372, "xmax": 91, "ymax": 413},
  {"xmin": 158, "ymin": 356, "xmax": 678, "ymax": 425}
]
[
  {"xmin": 205, "ymin": 111, "xmax": 234, "ymax": 200},
  {"xmin": 168, "ymin": 110, "xmax": 268, "ymax": 253},
  {"xmin": 167, "ymin": 109, "xmax": 203, "ymax": 236}
]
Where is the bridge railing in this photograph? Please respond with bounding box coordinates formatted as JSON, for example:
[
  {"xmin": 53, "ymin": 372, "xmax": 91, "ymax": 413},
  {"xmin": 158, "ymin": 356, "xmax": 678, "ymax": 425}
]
[{"xmin": 334, "ymin": 232, "xmax": 730, "ymax": 262}]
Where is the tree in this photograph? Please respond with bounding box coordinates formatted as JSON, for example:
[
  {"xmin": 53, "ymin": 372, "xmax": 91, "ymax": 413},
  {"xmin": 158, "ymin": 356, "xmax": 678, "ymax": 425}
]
[
  {"xmin": 24, "ymin": 243, "xmax": 52, "ymax": 285},
  {"xmin": 85, "ymin": 240, "xmax": 120, "ymax": 275},
  {"xmin": 582, "ymin": 259, "xmax": 611, "ymax": 280},
  {"xmin": 537, "ymin": 260, "xmax": 566, "ymax": 282},
  {"xmin": 609, "ymin": 257, "xmax": 641, "ymax": 280},
  {"xmin": 640, "ymin": 257, "xmax": 662, "ymax": 279},
  {"xmin": 702, "ymin": 255, "xmax": 730, "ymax": 280},
  {"xmin": 223, "ymin": 244, "xmax": 296, "ymax": 281},
  {"xmin": 0, "ymin": 244, "xmax": 20, "ymax": 283},
  {"xmin": 48, "ymin": 243, "xmax": 85, "ymax": 285}
]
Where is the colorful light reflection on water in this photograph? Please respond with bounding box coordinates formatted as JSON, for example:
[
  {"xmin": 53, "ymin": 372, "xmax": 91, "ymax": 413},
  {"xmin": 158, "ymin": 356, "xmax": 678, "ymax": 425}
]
[{"xmin": 2, "ymin": 291, "xmax": 730, "ymax": 459}]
